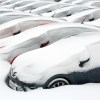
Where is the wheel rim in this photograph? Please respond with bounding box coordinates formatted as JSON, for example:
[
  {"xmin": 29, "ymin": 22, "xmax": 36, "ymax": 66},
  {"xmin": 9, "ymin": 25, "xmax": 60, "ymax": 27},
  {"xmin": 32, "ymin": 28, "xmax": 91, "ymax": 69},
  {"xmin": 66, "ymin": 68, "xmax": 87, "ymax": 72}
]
[
  {"xmin": 16, "ymin": 85, "xmax": 24, "ymax": 91},
  {"xmin": 47, "ymin": 78, "xmax": 69, "ymax": 88}
]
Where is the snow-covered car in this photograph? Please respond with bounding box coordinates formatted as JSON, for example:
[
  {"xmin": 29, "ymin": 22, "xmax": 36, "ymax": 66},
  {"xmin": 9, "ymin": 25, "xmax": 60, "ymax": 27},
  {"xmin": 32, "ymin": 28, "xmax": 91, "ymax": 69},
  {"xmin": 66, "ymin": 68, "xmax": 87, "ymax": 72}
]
[
  {"xmin": 0, "ymin": 11, "xmax": 33, "ymax": 18},
  {"xmin": 0, "ymin": 9, "xmax": 21, "ymax": 15},
  {"xmin": 1, "ymin": 0, "xmax": 35, "ymax": 9},
  {"xmin": 31, "ymin": 3, "xmax": 70, "ymax": 15},
  {"xmin": 0, "ymin": 8, "xmax": 20, "ymax": 13},
  {"xmin": 8, "ymin": 32, "xmax": 100, "ymax": 91},
  {"xmin": 42, "ymin": 5, "xmax": 96, "ymax": 18},
  {"xmin": 0, "ymin": 13, "xmax": 33, "ymax": 25},
  {"xmin": 83, "ymin": 1, "xmax": 100, "ymax": 7},
  {"xmin": 0, "ymin": 0, "xmax": 23, "ymax": 6},
  {"xmin": 15, "ymin": 1, "xmax": 54, "ymax": 12},
  {"xmin": 0, "ymin": 23, "xmax": 99, "ymax": 64},
  {"xmin": 62, "ymin": 8, "xmax": 100, "ymax": 23},
  {"xmin": 0, "ymin": 16, "xmax": 63, "ymax": 38},
  {"xmin": 71, "ymin": 0, "xmax": 100, "ymax": 4}
]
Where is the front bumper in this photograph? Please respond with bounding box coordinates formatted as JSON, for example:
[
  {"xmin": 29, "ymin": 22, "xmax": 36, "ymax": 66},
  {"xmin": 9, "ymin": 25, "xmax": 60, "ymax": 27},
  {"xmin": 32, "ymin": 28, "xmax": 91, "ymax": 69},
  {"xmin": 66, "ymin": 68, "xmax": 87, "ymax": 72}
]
[{"xmin": 8, "ymin": 69, "xmax": 38, "ymax": 91}]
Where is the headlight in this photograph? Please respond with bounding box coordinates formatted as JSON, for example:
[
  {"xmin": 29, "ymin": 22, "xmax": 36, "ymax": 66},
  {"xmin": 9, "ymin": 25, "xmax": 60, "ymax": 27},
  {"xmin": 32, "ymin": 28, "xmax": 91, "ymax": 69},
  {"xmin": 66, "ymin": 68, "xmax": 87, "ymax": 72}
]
[{"xmin": 8, "ymin": 68, "xmax": 38, "ymax": 91}]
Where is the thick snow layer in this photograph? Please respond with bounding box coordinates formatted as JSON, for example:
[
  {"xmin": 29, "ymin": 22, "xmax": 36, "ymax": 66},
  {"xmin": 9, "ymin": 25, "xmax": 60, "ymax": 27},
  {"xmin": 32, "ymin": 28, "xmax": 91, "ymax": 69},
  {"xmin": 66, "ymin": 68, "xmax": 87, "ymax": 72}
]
[
  {"xmin": 62, "ymin": 8, "xmax": 100, "ymax": 23},
  {"xmin": 0, "ymin": 16, "xmax": 64, "ymax": 38},
  {"xmin": 0, "ymin": 59, "xmax": 100, "ymax": 100},
  {"xmin": 71, "ymin": 0, "xmax": 100, "ymax": 4},
  {"xmin": 15, "ymin": 1, "xmax": 54, "ymax": 11},
  {"xmin": 83, "ymin": 1, "xmax": 100, "ymax": 7},
  {"xmin": 11, "ymin": 32, "xmax": 100, "ymax": 84},
  {"xmin": 1, "ymin": 0, "xmax": 100, "ymax": 99}
]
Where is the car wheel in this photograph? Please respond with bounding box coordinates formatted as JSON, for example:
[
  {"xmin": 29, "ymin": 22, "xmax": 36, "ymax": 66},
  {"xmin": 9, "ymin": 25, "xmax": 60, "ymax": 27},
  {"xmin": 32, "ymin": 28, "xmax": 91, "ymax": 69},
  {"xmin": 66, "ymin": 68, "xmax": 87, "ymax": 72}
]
[{"xmin": 43, "ymin": 74, "xmax": 70, "ymax": 89}]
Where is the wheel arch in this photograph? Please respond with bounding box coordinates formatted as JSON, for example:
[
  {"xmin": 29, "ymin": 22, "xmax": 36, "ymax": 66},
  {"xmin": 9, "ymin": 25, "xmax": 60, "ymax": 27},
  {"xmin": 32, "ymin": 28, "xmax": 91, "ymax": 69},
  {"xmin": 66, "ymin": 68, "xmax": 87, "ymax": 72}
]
[{"xmin": 43, "ymin": 74, "xmax": 71, "ymax": 89}]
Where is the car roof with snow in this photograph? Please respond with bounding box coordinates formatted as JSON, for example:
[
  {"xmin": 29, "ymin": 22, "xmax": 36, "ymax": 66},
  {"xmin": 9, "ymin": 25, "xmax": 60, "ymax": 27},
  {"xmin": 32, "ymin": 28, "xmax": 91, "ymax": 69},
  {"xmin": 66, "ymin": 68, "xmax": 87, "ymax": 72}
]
[
  {"xmin": 62, "ymin": 8, "xmax": 100, "ymax": 23},
  {"xmin": 45, "ymin": 5, "xmax": 96, "ymax": 18},
  {"xmin": 31, "ymin": 3, "xmax": 70, "ymax": 14},
  {"xmin": 15, "ymin": 1, "xmax": 54, "ymax": 11},
  {"xmin": 71, "ymin": 0, "xmax": 100, "ymax": 4},
  {"xmin": 0, "ymin": 16, "xmax": 64, "ymax": 38},
  {"xmin": 83, "ymin": 1, "xmax": 100, "ymax": 7},
  {"xmin": 2, "ymin": 0, "xmax": 35, "ymax": 8}
]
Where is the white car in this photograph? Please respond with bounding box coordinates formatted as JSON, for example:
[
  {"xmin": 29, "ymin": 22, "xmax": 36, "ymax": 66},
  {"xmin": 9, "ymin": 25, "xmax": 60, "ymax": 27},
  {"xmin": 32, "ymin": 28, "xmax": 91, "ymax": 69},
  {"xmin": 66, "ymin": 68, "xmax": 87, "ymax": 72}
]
[
  {"xmin": 8, "ymin": 32, "xmax": 100, "ymax": 91},
  {"xmin": 71, "ymin": 0, "xmax": 100, "ymax": 4},
  {"xmin": 15, "ymin": 1, "xmax": 54, "ymax": 12},
  {"xmin": 0, "ymin": 8, "xmax": 20, "ymax": 13},
  {"xmin": 62, "ymin": 8, "xmax": 100, "ymax": 23},
  {"xmin": 1, "ymin": 0, "xmax": 35, "ymax": 9},
  {"xmin": 31, "ymin": 3, "xmax": 70, "ymax": 15},
  {"xmin": 0, "ymin": 9, "xmax": 21, "ymax": 14},
  {"xmin": 43, "ymin": 5, "xmax": 96, "ymax": 18},
  {"xmin": 0, "ymin": 11, "xmax": 34, "ymax": 18},
  {"xmin": 83, "ymin": 1, "xmax": 100, "ymax": 7},
  {"xmin": 0, "ymin": 16, "xmax": 63, "ymax": 38},
  {"xmin": 0, "ymin": 0, "xmax": 23, "ymax": 6},
  {"xmin": 0, "ymin": 23, "xmax": 99, "ymax": 64}
]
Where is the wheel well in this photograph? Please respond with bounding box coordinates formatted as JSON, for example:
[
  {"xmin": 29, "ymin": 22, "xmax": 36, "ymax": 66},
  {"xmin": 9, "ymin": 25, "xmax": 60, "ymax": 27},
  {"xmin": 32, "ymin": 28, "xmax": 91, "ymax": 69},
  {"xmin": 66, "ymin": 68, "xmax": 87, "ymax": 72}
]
[{"xmin": 43, "ymin": 74, "xmax": 71, "ymax": 89}]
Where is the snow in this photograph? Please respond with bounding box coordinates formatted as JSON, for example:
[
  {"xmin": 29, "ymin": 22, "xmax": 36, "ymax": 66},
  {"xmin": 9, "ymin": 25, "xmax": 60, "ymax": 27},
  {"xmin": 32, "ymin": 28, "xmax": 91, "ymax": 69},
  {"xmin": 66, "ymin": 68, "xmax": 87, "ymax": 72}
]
[
  {"xmin": 15, "ymin": 1, "xmax": 54, "ymax": 11},
  {"xmin": 0, "ymin": 23, "xmax": 99, "ymax": 63},
  {"xmin": 1, "ymin": 0, "xmax": 100, "ymax": 100},
  {"xmin": 11, "ymin": 32, "xmax": 100, "ymax": 84},
  {"xmin": 0, "ymin": 59, "xmax": 100, "ymax": 100},
  {"xmin": 84, "ymin": 18, "xmax": 100, "ymax": 27},
  {"xmin": 62, "ymin": 8, "xmax": 100, "ymax": 23}
]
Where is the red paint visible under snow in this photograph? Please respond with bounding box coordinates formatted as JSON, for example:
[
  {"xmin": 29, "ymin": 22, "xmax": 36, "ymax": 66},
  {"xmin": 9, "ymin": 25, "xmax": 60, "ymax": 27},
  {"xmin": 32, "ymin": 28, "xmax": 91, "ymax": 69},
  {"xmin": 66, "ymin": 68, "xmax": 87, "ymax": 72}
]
[
  {"xmin": 40, "ymin": 41, "xmax": 49, "ymax": 48},
  {"xmin": 10, "ymin": 56, "xmax": 18, "ymax": 64}
]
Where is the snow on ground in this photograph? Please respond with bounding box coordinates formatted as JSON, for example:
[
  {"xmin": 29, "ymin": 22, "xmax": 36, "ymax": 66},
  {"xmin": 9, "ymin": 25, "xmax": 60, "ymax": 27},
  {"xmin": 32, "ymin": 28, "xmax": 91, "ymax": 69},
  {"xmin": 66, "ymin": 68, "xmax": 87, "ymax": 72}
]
[
  {"xmin": 0, "ymin": 0, "xmax": 100, "ymax": 100},
  {"xmin": 0, "ymin": 60, "xmax": 100, "ymax": 100}
]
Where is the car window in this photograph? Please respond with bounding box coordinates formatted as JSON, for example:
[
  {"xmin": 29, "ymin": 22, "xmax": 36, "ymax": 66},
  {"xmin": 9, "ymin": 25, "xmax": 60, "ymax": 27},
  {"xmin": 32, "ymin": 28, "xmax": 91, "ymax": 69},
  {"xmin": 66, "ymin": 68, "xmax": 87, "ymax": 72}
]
[{"xmin": 47, "ymin": 27, "xmax": 97, "ymax": 43}]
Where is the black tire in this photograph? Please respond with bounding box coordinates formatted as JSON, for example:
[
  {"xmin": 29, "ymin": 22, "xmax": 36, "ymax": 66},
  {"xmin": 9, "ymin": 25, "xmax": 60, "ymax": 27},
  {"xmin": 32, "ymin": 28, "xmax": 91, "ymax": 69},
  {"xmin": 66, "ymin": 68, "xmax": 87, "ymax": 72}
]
[{"xmin": 43, "ymin": 74, "xmax": 70, "ymax": 89}]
